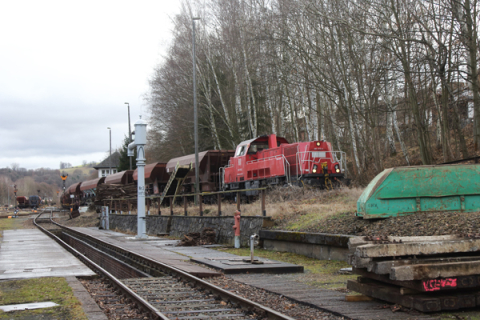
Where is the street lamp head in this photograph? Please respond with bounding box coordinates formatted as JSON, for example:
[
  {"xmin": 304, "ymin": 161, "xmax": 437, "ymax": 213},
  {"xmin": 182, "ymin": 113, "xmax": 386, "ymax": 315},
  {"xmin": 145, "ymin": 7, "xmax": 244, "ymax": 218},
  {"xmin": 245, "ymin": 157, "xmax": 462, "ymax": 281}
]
[
  {"xmin": 124, "ymin": 102, "xmax": 129, "ymax": 105},
  {"xmin": 192, "ymin": 17, "xmax": 201, "ymax": 20},
  {"xmin": 107, "ymin": 127, "xmax": 111, "ymax": 130}
]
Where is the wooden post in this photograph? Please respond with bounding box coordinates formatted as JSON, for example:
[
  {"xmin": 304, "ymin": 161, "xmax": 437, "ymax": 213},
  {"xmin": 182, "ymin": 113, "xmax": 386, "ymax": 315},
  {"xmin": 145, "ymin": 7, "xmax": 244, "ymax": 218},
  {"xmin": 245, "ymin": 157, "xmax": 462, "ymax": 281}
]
[
  {"xmin": 157, "ymin": 199, "xmax": 161, "ymax": 215},
  {"xmin": 236, "ymin": 192, "xmax": 240, "ymax": 211},
  {"xmin": 183, "ymin": 196, "xmax": 188, "ymax": 216},
  {"xmin": 199, "ymin": 195, "xmax": 203, "ymax": 216},
  {"xmin": 262, "ymin": 189, "xmax": 266, "ymax": 216},
  {"xmin": 217, "ymin": 193, "xmax": 222, "ymax": 216},
  {"xmin": 170, "ymin": 197, "xmax": 173, "ymax": 215}
]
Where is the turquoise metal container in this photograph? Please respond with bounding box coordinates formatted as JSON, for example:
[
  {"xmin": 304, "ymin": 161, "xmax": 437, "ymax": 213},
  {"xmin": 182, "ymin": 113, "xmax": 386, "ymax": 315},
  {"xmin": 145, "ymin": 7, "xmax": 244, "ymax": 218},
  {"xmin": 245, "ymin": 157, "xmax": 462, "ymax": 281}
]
[{"xmin": 356, "ymin": 164, "xmax": 480, "ymax": 219}]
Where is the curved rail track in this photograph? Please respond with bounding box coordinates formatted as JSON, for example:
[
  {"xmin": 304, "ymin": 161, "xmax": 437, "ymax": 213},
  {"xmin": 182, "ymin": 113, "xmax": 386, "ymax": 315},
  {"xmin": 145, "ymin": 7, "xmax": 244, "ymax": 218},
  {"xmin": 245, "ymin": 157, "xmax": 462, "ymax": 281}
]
[{"xmin": 33, "ymin": 211, "xmax": 295, "ymax": 320}]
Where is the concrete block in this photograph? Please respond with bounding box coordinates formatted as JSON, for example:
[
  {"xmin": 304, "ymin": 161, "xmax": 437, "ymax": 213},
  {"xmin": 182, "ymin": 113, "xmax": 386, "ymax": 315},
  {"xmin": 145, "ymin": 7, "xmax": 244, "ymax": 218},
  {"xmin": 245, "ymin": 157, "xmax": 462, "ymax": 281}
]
[
  {"xmin": 260, "ymin": 230, "xmax": 352, "ymax": 247},
  {"xmin": 263, "ymin": 239, "xmax": 349, "ymax": 261},
  {"xmin": 391, "ymin": 260, "xmax": 480, "ymax": 281},
  {"xmin": 356, "ymin": 239, "xmax": 480, "ymax": 258}
]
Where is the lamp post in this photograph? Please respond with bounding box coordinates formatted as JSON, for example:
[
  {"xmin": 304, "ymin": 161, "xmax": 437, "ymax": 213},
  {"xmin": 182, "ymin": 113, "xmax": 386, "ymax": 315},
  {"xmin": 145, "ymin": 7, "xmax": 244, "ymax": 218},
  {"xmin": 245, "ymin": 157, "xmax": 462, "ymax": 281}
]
[
  {"xmin": 124, "ymin": 102, "xmax": 132, "ymax": 170},
  {"xmin": 192, "ymin": 17, "xmax": 201, "ymax": 204},
  {"xmin": 13, "ymin": 185, "xmax": 17, "ymax": 208},
  {"xmin": 107, "ymin": 127, "xmax": 112, "ymax": 176},
  {"xmin": 6, "ymin": 184, "xmax": 14, "ymax": 208}
]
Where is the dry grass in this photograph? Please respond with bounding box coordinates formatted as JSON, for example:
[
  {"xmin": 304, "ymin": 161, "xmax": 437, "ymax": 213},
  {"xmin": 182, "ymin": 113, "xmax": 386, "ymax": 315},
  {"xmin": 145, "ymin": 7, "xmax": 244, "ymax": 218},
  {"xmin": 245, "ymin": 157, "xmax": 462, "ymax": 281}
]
[
  {"xmin": 62, "ymin": 187, "xmax": 364, "ymax": 233},
  {"xmin": 55, "ymin": 210, "xmax": 100, "ymax": 228},
  {"xmin": 266, "ymin": 187, "xmax": 363, "ymax": 230},
  {"xmin": 134, "ymin": 187, "xmax": 363, "ymax": 222},
  {"xmin": 0, "ymin": 277, "xmax": 87, "ymax": 319}
]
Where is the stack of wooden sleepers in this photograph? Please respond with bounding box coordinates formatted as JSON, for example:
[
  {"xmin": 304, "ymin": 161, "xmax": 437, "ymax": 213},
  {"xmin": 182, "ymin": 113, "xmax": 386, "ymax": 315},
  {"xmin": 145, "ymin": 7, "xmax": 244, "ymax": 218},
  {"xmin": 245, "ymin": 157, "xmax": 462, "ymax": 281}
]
[{"xmin": 347, "ymin": 234, "xmax": 480, "ymax": 312}]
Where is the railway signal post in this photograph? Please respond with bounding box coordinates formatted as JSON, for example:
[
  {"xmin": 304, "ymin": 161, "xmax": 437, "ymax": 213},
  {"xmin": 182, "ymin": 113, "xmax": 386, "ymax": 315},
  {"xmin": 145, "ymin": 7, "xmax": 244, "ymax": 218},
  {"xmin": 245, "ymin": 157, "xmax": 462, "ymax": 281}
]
[
  {"xmin": 61, "ymin": 174, "xmax": 68, "ymax": 206},
  {"xmin": 61, "ymin": 174, "xmax": 68, "ymax": 193},
  {"xmin": 128, "ymin": 116, "xmax": 147, "ymax": 239},
  {"xmin": 13, "ymin": 185, "xmax": 17, "ymax": 208}
]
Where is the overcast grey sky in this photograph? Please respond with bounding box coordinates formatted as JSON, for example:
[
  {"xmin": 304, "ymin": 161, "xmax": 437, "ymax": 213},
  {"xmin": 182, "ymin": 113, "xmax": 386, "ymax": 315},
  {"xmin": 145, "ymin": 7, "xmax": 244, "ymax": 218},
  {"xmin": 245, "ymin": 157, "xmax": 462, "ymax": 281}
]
[{"xmin": 0, "ymin": 0, "xmax": 180, "ymax": 170}]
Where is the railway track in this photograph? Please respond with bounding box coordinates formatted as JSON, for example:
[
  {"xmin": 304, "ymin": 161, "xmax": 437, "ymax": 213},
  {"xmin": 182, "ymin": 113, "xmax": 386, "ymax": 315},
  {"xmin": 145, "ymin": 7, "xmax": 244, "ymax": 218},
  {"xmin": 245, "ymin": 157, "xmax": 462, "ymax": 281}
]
[
  {"xmin": 81, "ymin": 277, "xmax": 149, "ymax": 319},
  {"xmin": 33, "ymin": 211, "xmax": 295, "ymax": 320}
]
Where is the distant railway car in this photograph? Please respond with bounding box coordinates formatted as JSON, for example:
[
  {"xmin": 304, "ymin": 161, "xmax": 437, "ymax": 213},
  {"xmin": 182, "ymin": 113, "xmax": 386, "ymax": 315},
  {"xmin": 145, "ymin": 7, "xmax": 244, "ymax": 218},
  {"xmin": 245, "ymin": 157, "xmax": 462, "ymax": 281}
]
[
  {"xmin": 133, "ymin": 163, "xmax": 169, "ymax": 195},
  {"xmin": 28, "ymin": 195, "xmax": 42, "ymax": 208},
  {"xmin": 93, "ymin": 170, "xmax": 136, "ymax": 206},
  {"xmin": 16, "ymin": 196, "xmax": 29, "ymax": 208},
  {"xmin": 104, "ymin": 170, "xmax": 134, "ymax": 185},
  {"xmin": 222, "ymin": 134, "xmax": 347, "ymax": 191},
  {"xmin": 79, "ymin": 177, "xmax": 106, "ymax": 205},
  {"xmin": 166, "ymin": 150, "xmax": 235, "ymax": 193},
  {"xmin": 61, "ymin": 181, "xmax": 84, "ymax": 209}
]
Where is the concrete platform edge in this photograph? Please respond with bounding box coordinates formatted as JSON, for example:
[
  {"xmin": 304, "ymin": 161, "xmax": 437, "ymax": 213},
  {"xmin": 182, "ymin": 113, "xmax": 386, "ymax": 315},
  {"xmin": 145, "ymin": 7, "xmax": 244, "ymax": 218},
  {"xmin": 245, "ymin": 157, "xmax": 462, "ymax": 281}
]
[{"xmin": 65, "ymin": 276, "xmax": 108, "ymax": 320}]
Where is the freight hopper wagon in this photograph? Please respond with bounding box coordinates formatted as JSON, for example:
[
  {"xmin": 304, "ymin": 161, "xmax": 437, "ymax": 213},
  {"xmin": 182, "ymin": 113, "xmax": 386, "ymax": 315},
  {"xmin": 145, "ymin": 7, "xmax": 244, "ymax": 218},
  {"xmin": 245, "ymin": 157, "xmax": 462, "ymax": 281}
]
[
  {"xmin": 133, "ymin": 162, "xmax": 169, "ymax": 195},
  {"xmin": 164, "ymin": 150, "xmax": 234, "ymax": 203},
  {"xmin": 80, "ymin": 177, "xmax": 106, "ymax": 205},
  {"xmin": 16, "ymin": 196, "xmax": 29, "ymax": 208},
  {"xmin": 356, "ymin": 164, "xmax": 480, "ymax": 219},
  {"xmin": 222, "ymin": 134, "xmax": 347, "ymax": 191},
  {"xmin": 61, "ymin": 182, "xmax": 84, "ymax": 209},
  {"xmin": 28, "ymin": 195, "xmax": 42, "ymax": 209}
]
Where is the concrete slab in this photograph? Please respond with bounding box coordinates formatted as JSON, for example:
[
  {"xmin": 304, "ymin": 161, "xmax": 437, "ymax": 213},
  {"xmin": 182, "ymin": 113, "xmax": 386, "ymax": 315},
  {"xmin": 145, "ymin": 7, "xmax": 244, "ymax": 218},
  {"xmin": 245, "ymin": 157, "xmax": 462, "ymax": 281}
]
[
  {"xmin": 71, "ymin": 227, "xmax": 220, "ymax": 277},
  {"xmin": 0, "ymin": 302, "xmax": 59, "ymax": 312},
  {"xmin": 190, "ymin": 256, "xmax": 304, "ymax": 274},
  {"xmin": 165, "ymin": 246, "xmax": 303, "ymax": 274},
  {"xmin": 73, "ymin": 227, "xmax": 303, "ymax": 275},
  {"xmin": 391, "ymin": 260, "xmax": 480, "ymax": 281},
  {"xmin": 0, "ymin": 229, "xmax": 95, "ymax": 280},
  {"xmin": 356, "ymin": 238, "xmax": 480, "ymax": 258},
  {"xmin": 65, "ymin": 277, "xmax": 108, "ymax": 320}
]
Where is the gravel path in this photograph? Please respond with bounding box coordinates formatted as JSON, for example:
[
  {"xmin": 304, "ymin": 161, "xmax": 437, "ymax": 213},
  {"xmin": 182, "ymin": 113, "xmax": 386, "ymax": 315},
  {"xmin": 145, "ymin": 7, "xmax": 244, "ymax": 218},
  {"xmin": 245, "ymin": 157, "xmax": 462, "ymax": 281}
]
[{"xmin": 275, "ymin": 211, "xmax": 480, "ymax": 237}]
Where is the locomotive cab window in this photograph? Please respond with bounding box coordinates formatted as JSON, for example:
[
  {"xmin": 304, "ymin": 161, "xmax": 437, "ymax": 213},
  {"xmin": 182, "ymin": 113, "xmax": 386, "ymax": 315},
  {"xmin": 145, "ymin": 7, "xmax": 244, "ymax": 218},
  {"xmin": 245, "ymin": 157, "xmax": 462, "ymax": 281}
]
[
  {"xmin": 236, "ymin": 145, "xmax": 247, "ymax": 156},
  {"xmin": 247, "ymin": 142, "xmax": 269, "ymax": 154}
]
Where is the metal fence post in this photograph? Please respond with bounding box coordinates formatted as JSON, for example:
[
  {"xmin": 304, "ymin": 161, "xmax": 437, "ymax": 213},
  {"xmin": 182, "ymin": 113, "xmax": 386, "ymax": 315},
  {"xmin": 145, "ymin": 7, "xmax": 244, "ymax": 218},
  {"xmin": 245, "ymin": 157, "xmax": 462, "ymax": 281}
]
[
  {"xmin": 236, "ymin": 192, "xmax": 240, "ymax": 211},
  {"xmin": 217, "ymin": 193, "xmax": 222, "ymax": 216},
  {"xmin": 184, "ymin": 196, "xmax": 188, "ymax": 216},
  {"xmin": 262, "ymin": 189, "xmax": 266, "ymax": 216}
]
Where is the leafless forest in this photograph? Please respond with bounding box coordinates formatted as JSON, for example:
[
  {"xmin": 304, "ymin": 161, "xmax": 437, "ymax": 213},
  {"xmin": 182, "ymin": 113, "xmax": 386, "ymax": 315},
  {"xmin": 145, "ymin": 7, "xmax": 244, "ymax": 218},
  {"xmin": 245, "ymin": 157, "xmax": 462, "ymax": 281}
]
[{"xmin": 146, "ymin": 0, "xmax": 480, "ymax": 184}]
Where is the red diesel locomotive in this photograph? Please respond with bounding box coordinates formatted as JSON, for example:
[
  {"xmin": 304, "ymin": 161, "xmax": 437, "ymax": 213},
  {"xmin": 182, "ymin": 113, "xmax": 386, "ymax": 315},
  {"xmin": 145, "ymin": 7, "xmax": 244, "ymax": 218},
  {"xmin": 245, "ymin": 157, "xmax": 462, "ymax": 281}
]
[{"xmin": 222, "ymin": 134, "xmax": 347, "ymax": 191}]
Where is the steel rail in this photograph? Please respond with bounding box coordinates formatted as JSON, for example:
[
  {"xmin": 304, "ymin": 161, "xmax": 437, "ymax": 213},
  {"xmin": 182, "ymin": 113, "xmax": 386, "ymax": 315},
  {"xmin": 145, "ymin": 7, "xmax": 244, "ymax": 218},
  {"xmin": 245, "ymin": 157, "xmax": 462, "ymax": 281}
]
[
  {"xmin": 33, "ymin": 212, "xmax": 169, "ymax": 320},
  {"xmin": 49, "ymin": 217, "xmax": 295, "ymax": 320}
]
